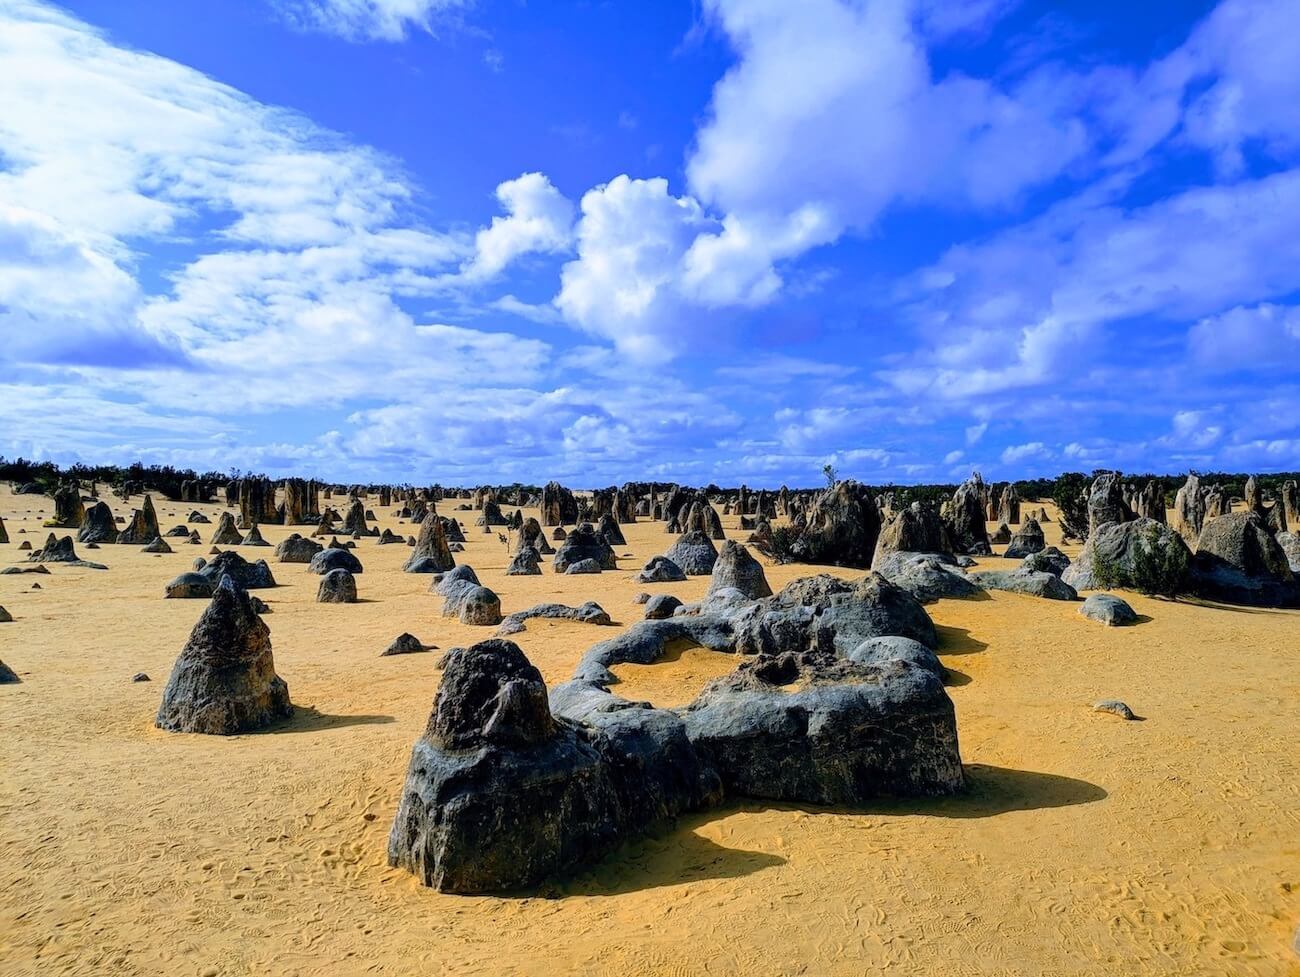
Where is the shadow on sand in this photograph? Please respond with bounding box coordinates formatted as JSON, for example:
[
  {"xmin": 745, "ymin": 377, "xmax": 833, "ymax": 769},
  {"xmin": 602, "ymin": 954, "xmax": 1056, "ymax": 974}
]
[
  {"xmin": 559, "ymin": 811, "xmax": 787, "ymax": 896},
  {"xmin": 935, "ymin": 624, "xmax": 988, "ymax": 655},
  {"xmin": 550, "ymin": 764, "xmax": 1105, "ymax": 897},
  {"xmin": 264, "ymin": 705, "xmax": 395, "ymax": 734}
]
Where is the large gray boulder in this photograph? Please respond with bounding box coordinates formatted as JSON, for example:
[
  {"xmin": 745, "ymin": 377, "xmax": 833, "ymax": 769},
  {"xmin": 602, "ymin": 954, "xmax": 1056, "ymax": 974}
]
[
  {"xmin": 968, "ymin": 569, "xmax": 1078, "ymax": 600},
  {"xmin": 155, "ymin": 577, "xmax": 291, "ymax": 734},
  {"xmin": 274, "ymin": 533, "xmax": 322, "ymax": 563},
  {"xmin": 707, "ymin": 541, "xmax": 772, "ymax": 599},
  {"xmin": 505, "ymin": 546, "xmax": 542, "ymax": 576},
  {"xmin": 873, "ymin": 551, "xmax": 981, "ymax": 604},
  {"xmin": 1062, "ymin": 518, "xmax": 1190, "ymax": 596},
  {"xmin": 164, "ymin": 572, "xmax": 214, "ymax": 599},
  {"xmin": 77, "ymin": 501, "xmax": 117, "ymax": 544},
  {"xmin": 1189, "ymin": 512, "xmax": 1299, "ymax": 607},
  {"xmin": 681, "ymin": 648, "xmax": 961, "ymax": 805},
  {"xmin": 664, "ymin": 530, "xmax": 719, "ymax": 576},
  {"xmin": 871, "ymin": 504, "xmax": 953, "ymax": 565},
  {"xmin": 317, "ymin": 568, "xmax": 357, "ymax": 603},
  {"xmin": 309, "ymin": 547, "xmax": 363, "ymax": 575},
  {"xmin": 1079, "ymin": 594, "xmax": 1137, "ymax": 626},
  {"xmin": 1087, "ymin": 473, "xmax": 1132, "ymax": 537},
  {"xmin": 948, "ymin": 474, "xmax": 990, "ymax": 556},
  {"xmin": 792, "ymin": 480, "xmax": 881, "ymax": 567},
  {"xmin": 595, "ymin": 513, "xmax": 626, "ymax": 547},
  {"xmin": 387, "ymin": 640, "xmax": 716, "ymax": 893},
  {"xmin": 1021, "ymin": 546, "xmax": 1070, "ymax": 577},
  {"xmin": 636, "ymin": 555, "xmax": 686, "ymax": 583}
]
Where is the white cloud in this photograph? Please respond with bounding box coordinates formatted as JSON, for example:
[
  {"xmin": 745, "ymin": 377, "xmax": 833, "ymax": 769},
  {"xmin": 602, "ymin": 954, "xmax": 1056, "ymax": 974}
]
[
  {"xmin": 1187, "ymin": 303, "xmax": 1300, "ymax": 369},
  {"xmin": 273, "ymin": 0, "xmax": 469, "ymax": 42},
  {"xmin": 555, "ymin": 175, "xmax": 715, "ymax": 361},
  {"xmin": 1000, "ymin": 441, "xmax": 1049, "ymax": 464},
  {"xmin": 460, "ymin": 172, "xmax": 574, "ymax": 282}
]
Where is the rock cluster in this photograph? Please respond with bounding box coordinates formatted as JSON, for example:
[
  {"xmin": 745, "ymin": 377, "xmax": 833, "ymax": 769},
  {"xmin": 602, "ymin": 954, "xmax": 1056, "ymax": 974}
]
[{"xmin": 388, "ymin": 571, "xmax": 963, "ymax": 892}]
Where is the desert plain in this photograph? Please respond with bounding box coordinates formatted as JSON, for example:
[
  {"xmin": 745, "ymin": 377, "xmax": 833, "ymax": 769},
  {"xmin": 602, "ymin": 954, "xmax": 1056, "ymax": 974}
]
[{"xmin": 1, "ymin": 484, "xmax": 1298, "ymax": 977}]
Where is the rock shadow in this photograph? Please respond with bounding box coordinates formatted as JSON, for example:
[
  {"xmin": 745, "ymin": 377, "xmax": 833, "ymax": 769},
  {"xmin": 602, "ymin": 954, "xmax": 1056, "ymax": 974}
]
[
  {"xmin": 934, "ymin": 624, "xmax": 988, "ymax": 655},
  {"xmin": 558, "ymin": 812, "xmax": 786, "ymax": 897},
  {"xmin": 263, "ymin": 705, "xmax": 395, "ymax": 734},
  {"xmin": 728, "ymin": 764, "xmax": 1106, "ymax": 821}
]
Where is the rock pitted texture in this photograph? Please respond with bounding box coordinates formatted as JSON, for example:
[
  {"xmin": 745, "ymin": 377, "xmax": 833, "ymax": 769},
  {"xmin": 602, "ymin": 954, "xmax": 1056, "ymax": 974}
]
[
  {"xmin": 565, "ymin": 558, "xmax": 603, "ymax": 575},
  {"xmin": 664, "ymin": 530, "xmax": 719, "ymax": 576},
  {"xmin": 793, "ymin": 480, "xmax": 881, "ymax": 567},
  {"xmin": 442, "ymin": 583, "xmax": 502, "ymax": 626},
  {"xmin": 1080, "ymin": 594, "xmax": 1138, "ymax": 626},
  {"xmin": 1062, "ymin": 518, "xmax": 1190, "ymax": 596},
  {"xmin": 707, "ymin": 541, "xmax": 772, "ymax": 599},
  {"xmin": 50, "ymin": 482, "xmax": 86, "ymax": 529},
  {"xmin": 636, "ymin": 555, "xmax": 687, "ymax": 583},
  {"xmin": 540, "ymin": 481, "xmax": 578, "ymax": 526},
  {"xmin": 404, "ymin": 513, "xmax": 455, "ymax": 573},
  {"xmin": 155, "ymin": 577, "xmax": 291, "ymax": 734},
  {"xmin": 317, "ymin": 568, "xmax": 358, "ymax": 603},
  {"xmin": 1190, "ymin": 512, "xmax": 1299, "ymax": 607},
  {"xmin": 1004, "ymin": 518, "xmax": 1046, "ymax": 559},
  {"xmin": 1277, "ymin": 531, "xmax": 1300, "ymax": 573},
  {"xmin": 389, "ymin": 618, "xmax": 961, "ymax": 892},
  {"xmin": 552, "ymin": 523, "xmax": 617, "ymax": 574},
  {"xmin": 1172, "ymin": 475, "xmax": 1204, "ymax": 546}
]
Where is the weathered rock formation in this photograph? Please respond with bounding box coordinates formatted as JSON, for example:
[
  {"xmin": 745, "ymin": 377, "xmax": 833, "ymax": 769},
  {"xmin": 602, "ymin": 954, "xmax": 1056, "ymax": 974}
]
[
  {"xmin": 553, "ymin": 523, "xmax": 617, "ymax": 574},
  {"xmin": 707, "ymin": 541, "xmax": 772, "ymax": 599},
  {"xmin": 404, "ymin": 512, "xmax": 455, "ymax": 573},
  {"xmin": 155, "ymin": 577, "xmax": 291, "ymax": 734},
  {"xmin": 77, "ymin": 501, "xmax": 117, "ymax": 544},
  {"xmin": 117, "ymin": 495, "xmax": 160, "ymax": 544}
]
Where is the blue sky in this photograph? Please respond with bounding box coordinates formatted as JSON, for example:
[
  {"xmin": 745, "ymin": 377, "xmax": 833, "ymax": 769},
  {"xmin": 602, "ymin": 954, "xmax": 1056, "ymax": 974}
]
[{"xmin": 1, "ymin": 0, "xmax": 1299, "ymax": 486}]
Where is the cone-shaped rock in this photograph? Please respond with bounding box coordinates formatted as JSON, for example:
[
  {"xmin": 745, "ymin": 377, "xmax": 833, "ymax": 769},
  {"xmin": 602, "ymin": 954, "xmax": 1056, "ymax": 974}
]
[
  {"xmin": 404, "ymin": 512, "xmax": 455, "ymax": 573},
  {"xmin": 708, "ymin": 540, "xmax": 772, "ymax": 598},
  {"xmin": 211, "ymin": 511, "xmax": 243, "ymax": 545},
  {"xmin": 155, "ymin": 577, "xmax": 291, "ymax": 734},
  {"xmin": 116, "ymin": 495, "xmax": 160, "ymax": 544}
]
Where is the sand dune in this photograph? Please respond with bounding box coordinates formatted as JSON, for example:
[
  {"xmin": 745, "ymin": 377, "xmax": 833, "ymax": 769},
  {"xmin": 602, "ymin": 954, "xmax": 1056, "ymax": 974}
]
[{"xmin": 1, "ymin": 487, "xmax": 1297, "ymax": 976}]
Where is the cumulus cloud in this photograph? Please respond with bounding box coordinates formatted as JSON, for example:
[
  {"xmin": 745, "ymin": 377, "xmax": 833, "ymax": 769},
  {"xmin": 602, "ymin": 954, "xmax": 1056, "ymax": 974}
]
[
  {"xmin": 460, "ymin": 172, "xmax": 574, "ymax": 282},
  {"xmin": 273, "ymin": 0, "xmax": 469, "ymax": 42}
]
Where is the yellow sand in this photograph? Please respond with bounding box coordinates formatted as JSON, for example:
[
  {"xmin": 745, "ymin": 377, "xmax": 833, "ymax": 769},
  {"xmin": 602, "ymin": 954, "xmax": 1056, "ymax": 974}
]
[{"xmin": 1, "ymin": 487, "xmax": 1297, "ymax": 977}]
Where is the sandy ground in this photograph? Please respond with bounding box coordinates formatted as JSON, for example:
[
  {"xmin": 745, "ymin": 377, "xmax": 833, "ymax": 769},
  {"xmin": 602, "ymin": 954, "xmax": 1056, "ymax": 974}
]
[{"xmin": 1, "ymin": 486, "xmax": 1297, "ymax": 977}]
